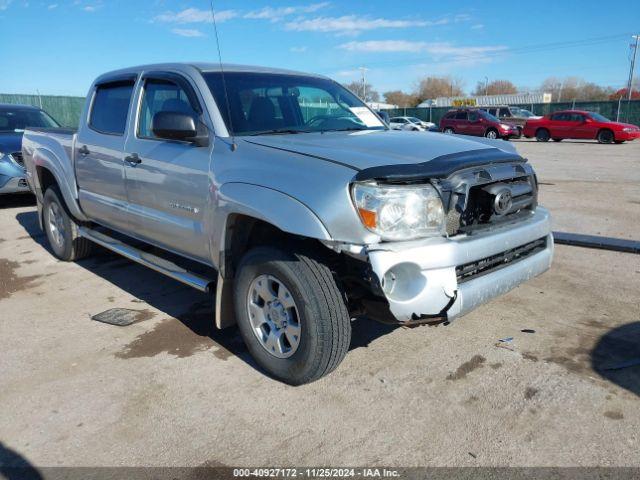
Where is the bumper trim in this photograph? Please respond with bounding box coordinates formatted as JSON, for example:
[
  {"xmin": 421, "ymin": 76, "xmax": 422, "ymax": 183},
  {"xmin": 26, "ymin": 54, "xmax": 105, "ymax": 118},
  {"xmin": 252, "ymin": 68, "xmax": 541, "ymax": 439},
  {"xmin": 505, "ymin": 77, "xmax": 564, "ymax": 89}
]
[{"xmin": 367, "ymin": 207, "xmax": 553, "ymax": 322}]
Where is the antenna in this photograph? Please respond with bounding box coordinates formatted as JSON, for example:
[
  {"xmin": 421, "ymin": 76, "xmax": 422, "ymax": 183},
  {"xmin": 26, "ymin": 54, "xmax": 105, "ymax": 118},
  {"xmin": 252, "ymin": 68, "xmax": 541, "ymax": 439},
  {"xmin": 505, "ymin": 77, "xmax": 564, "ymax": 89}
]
[{"xmin": 209, "ymin": 0, "xmax": 237, "ymax": 151}]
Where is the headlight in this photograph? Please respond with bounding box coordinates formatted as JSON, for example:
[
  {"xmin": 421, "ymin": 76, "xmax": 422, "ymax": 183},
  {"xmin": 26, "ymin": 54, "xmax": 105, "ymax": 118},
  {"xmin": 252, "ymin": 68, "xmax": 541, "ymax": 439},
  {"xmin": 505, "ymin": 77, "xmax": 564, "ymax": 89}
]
[
  {"xmin": 623, "ymin": 127, "xmax": 635, "ymax": 132},
  {"xmin": 500, "ymin": 124, "xmax": 510, "ymax": 129},
  {"xmin": 351, "ymin": 182, "xmax": 445, "ymax": 241}
]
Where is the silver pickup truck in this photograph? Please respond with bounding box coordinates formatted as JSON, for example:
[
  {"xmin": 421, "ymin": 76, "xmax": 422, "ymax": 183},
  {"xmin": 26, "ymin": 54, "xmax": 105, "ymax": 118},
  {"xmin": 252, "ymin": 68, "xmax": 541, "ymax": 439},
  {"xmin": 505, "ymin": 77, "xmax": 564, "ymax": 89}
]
[{"xmin": 22, "ymin": 63, "xmax": 553, "ymax": 384}]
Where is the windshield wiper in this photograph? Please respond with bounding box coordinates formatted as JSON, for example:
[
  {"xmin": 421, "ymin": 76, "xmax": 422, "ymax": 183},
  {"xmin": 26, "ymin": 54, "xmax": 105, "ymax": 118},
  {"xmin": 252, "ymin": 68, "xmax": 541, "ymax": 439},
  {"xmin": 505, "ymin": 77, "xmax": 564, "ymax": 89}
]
[
  {"xmin": 320, "ymin": 127, "xmax": 371, "ymax": 133},
  {"xmin": 248, "ymin": 128, "xmax": 312, "ymax": 136}
]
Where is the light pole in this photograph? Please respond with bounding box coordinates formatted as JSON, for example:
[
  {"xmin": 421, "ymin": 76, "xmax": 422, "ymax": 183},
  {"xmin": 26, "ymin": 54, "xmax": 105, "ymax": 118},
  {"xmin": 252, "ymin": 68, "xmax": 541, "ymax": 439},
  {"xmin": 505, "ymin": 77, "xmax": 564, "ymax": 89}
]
[
  {"xmin": 625, "ymin": 35, "xmax": 639, "ymax": 121},
  {"xmin": 359, "ymin": 66, "xmax": 368, "ymax": 102},
  {"xmin": 484, "ymin": 76, "xmax": 489, "ymax": 97}
]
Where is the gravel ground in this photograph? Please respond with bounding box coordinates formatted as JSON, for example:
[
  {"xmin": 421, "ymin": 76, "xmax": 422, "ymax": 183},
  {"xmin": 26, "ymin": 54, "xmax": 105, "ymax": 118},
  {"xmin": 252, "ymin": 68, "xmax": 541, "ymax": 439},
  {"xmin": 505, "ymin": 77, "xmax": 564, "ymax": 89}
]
[{"xmin": 0, "ymin": 138, "xmax": 638, "ymax": 470}]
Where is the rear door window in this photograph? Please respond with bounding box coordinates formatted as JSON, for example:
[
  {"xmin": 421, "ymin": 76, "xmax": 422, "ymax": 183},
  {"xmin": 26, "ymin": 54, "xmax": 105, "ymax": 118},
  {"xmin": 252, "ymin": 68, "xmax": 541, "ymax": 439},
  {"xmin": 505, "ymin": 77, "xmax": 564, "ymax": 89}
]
[
  {"xmin": 89, "ymin": 82, "xmax": 135, "ymax": 135},
  {"xmin": 499, "ymin": 107, "xmax": 511, "ymax": 117},
  {"xmin": 454, "ymin": 111, "xmax": 468, "ymax": 120}
]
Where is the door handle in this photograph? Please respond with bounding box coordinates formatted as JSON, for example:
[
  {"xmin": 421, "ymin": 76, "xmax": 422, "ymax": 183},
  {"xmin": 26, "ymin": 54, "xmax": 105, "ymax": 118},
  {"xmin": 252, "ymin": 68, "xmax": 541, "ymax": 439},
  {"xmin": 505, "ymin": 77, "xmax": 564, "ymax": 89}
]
[
  {"xmin": 78, "ymin": 145, "xmax": 90, "ymax": 155},
  {"xmin": 125, "ymin": 153, "xmax": 142, "ymax": 165}
]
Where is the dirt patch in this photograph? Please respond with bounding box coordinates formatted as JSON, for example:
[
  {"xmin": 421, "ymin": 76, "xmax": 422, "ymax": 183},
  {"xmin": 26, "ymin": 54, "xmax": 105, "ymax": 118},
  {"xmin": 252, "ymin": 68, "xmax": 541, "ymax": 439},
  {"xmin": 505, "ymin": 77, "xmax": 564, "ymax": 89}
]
[
  {"xmin": 522, "ymin": 352, "xmax": 539, "ymax": 362},
  {"xmin": 0, "ymin": 258, "xmax": 41, "ymax": 300},
  {"xmin": 447, "ymin": 355, "xmax": 486, "ymax": 381},
  {"xmin": 116, "ymin": 301, "xmax": 245, "ymax": 360},
  {"xmin": 524, "ymin": 387, "xmax": 539, "ymax": 400},
  {"xmin": 21, "ymin": 260, "xmax": 37, "ymax": 265},
  {"xmin": 604, "ymin": 410, "xmax": 624, "ymax": 420},
  {"xmin": 490, "ymin": 362, "xmax": 503, "ymax": 369}
]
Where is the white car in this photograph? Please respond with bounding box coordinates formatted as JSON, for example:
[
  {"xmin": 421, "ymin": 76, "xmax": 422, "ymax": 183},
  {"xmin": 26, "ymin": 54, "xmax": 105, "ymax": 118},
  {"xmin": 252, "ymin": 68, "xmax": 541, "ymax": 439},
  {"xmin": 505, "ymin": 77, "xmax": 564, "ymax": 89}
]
[{"xmin": 389, "ymin": 116, "xmax": 437, "ymax": 131}]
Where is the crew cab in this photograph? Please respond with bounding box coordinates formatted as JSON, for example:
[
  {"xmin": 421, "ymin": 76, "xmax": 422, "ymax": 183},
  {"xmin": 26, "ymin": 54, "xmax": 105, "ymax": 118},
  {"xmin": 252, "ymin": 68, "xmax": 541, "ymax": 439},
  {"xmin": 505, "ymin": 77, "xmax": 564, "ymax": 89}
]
[
  {"xmin": 523, "ymin": 110, "xmax": 640, "ymax": 143},
  {"xmin": 440, "ymin": 108, "xmax": 520, "ymax": 139},
  {"xmin": 22, "ymin": 63, "xmax": 553, "ymax": 384}
]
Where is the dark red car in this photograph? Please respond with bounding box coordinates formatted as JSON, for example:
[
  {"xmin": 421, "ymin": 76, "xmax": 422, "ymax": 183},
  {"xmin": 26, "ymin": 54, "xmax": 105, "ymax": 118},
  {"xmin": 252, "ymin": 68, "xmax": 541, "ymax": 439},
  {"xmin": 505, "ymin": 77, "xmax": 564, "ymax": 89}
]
[
  {"xmin": 523, "ymin": 110, "xmax": 640, "ymax": 144},
  {"xmin": 439, "ymin": 108, "xmax": 520, "ymax": 140}
]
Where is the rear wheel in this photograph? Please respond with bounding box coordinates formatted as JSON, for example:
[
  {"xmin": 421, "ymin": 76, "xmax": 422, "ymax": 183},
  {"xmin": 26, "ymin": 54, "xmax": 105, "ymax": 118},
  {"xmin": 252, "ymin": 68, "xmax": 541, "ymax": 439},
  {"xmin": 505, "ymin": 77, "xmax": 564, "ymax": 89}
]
[
  {"xmin": 597, "ymin": 129, "xmax": 615, "ymax": 144},
  {"xmin": 443, "ymin": 127, "xmax": 454, "ymax": 134},
  {"xmin": 234, "ymin": 246, "xmax": 351, "ymax": 385},
  {"xmin": 535, "ymin": 128, "xmax": 550, "ymax": 142},
  {"xmin": 485, "ymin": 129, "xmax": 498, "ymax": 139},
  {"xmin": 43, "ymin": 186, "xmax": 93, "ymax": 261}
]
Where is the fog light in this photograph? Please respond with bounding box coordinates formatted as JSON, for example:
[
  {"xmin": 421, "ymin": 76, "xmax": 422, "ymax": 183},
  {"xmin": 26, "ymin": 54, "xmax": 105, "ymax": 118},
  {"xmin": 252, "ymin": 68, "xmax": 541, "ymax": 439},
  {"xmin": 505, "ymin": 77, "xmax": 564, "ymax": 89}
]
[{"xmin": 382, "ymin": 263, "xmax": 426, "ymax": 302}]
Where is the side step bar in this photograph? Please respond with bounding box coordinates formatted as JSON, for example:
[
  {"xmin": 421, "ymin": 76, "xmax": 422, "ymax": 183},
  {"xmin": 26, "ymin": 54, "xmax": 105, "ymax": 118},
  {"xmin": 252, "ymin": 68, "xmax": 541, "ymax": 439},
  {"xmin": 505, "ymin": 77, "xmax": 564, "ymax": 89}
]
[{"xmin": 78, "ymin": 227, "xmax": 213, "ymax": 292}]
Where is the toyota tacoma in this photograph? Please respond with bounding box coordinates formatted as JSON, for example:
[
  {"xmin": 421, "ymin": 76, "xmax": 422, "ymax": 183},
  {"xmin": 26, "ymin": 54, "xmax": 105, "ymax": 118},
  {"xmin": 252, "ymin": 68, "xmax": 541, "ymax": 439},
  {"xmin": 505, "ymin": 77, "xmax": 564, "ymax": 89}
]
[{"xmin": 22, "ymin": 63, "xmax": 553, "ymax": 384}]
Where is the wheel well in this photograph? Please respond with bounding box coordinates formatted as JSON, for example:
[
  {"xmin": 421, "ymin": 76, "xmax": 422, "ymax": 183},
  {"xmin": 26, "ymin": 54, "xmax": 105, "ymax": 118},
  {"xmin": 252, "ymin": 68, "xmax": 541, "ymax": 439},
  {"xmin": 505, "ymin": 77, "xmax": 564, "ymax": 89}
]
[
  {"xmin": 222, "ymin": 214, "xmax": 328, "ymax": 280},
  {"xmin": 598, "ymin": 128, "xmax": 614, "ymax": 139},
  {"xmin": 536, "ymin": 127, "xmax": 549, "ymax": 136},
  {"xmin": 36, "ymin": 166, "xmax": 57, "ymax": 193}
]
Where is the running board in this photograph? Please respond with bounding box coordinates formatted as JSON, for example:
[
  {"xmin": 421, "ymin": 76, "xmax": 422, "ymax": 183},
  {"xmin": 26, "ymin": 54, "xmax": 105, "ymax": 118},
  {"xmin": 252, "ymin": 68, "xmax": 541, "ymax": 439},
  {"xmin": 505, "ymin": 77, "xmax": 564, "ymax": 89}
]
[{"xmin": 78, "ymin": 227, "xmax": 213, "ymax": 292}]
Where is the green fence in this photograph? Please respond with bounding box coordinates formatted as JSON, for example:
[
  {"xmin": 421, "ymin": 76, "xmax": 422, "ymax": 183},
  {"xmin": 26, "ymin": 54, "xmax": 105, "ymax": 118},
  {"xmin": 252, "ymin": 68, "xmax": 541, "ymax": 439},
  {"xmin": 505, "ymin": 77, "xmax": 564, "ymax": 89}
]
[
  {"xmin": 385, "ymin": 100, "xmax": 640, "ymax": 127},
  {"xmin": 2, "ymin": 93, "xmax": 639, "ymax": 130},
  {"xmin": 0, "ymin": 93, "xmax": 85, "ymax": 128}
]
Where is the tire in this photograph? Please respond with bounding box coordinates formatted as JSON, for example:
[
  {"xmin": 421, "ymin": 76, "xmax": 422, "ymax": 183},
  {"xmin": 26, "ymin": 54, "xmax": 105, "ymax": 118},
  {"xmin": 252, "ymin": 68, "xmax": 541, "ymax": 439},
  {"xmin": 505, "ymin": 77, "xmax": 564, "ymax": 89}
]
[
  {"xmin": 615, "ymin": 140, "xmax": 625, "ymax": 144},
  {"xmin": 552, "ymin": 138, "xmax": 562, "ymax": 142},
  {"xmin": 42, "ymin": 186, "xmax": 93, "ymax": 261},
  {"xmin": 234, "ymin": 246, "xmax": 351, "ymax": 385},
  {"xmin": 535, "ymin": 128, "xmax": 550, "ymax": 142},
  {"xmin": 443, "ymin": 127, "xmax": 454, "ymax": 134},
  {"xmin": 485, "ymin": 129, "xmax": 498, "ymax": 139},
  {"xmin": 597, "ymin": 129, "xmax": 615, "ymax": 144}
]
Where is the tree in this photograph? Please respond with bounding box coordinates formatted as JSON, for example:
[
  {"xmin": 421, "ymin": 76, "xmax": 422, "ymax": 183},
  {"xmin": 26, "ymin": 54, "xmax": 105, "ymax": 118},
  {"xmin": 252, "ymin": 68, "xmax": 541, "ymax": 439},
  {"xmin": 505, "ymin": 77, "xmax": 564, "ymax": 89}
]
[
  {"xmin": 383, "ymin": 90, "xmax": 419, "ymax": 107},
  {"xmin": 342, "ymin": 81, "xmax": 380, "ymax": 102},
  {"xmin": 472, "ymin": 79, "xmax": 517, "ymax": 96},
  {"xmin": 608, "ymin": 88, "xmax": 640, "ymax": 100},
  {"xmin": 414, "ymin": 76, "xmax": 465, "ymax": 102},
  {"xmin": 539, "ymin": 77, "xmax": 614, "ymax": 102}
]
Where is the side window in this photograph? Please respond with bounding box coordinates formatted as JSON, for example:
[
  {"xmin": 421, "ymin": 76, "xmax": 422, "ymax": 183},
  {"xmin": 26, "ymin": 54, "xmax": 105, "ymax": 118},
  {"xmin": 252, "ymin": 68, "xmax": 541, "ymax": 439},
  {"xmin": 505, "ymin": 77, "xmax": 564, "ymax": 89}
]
[
  {"xmin": 444, "ymin": 112, "xmax": 456, "ymax": 119},
  {"xmin": 89, "ymin": 82, "xmax": 135, "ymax": 135},
  {"xmin": 499, "ymin": 107, "xmax": 511, "ymax": 117},
  {"xmin": 570, "ymin": 113, "xmax": 584, "ymax": 122},
  {"xmin": 138, "ymin": 79, "xmax": 199, "ymax": 139},
  {"xmin": 468, "ymin": 111, "xmax": 479, "ymax": 122},
  {"xmin": 454, "ymin": 111, "xmax": 468, "ymax": 120},
  {"xmin": 551, "ymin": 113, "xmax": 564, "ymax": 121}
]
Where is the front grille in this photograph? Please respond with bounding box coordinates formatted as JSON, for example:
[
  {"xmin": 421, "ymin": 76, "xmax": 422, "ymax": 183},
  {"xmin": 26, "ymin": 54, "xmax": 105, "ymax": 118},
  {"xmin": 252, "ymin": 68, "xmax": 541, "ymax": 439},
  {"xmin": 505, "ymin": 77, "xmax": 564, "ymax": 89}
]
[
  {"xmin": 445, "ymin": 174, "xmax": 537, "ymax": 236},
  {"xmin": 456, "ymin": 237, "xmax": 547, "ymax": 283},
  {"xmin": 10, "ymin": 152, "xmax": 25, "ymax": 170}
]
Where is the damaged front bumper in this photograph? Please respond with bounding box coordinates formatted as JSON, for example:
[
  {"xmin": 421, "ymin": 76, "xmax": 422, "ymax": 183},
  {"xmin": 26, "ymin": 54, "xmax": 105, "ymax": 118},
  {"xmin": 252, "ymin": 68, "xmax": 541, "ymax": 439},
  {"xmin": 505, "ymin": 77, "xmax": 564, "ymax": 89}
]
[{"xmin": 366, "ymin": 207, "xmax": 553, "ymax": 323}]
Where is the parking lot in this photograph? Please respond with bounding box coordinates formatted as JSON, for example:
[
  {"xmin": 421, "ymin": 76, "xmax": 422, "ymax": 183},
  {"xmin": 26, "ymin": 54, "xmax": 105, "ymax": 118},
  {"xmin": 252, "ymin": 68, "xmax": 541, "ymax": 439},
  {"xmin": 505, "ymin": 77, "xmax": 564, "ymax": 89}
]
[{"xmin": 0, "ymin": 138, "xmax": 638, "ymax": 468}]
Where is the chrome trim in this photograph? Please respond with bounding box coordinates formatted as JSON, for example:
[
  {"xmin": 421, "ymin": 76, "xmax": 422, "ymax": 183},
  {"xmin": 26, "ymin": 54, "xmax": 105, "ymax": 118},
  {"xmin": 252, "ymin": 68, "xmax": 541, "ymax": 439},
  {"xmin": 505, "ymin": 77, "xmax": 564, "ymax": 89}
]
[{"xmin": 78, "ymin": 227, "xmax": 213, "ymax": 292}]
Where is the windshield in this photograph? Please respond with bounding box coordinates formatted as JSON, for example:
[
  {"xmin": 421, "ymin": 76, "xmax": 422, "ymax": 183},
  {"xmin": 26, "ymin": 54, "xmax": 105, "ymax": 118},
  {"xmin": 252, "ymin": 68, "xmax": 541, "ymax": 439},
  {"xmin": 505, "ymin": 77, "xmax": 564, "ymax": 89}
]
[
  {"xmin": 203, "ymin": 72, "xmax": 385, "ymax": 135},
  {"xmin": 518, "ymin": 109, "xmax": 536, "ymax": 118},
  {"xmin": 408, "ymin": 117, "xmax": 422, "ymax": 123},
  {"xmin": 480, "ymin": 110, "xmax": 500, "ymax": 122},
  {"xmin": 589, "ymin": 112, "xmax": 610, "ymax": 122},
  {"xmin": 0, "ymin": 108, "xmax": 60, "ymax": 133}
]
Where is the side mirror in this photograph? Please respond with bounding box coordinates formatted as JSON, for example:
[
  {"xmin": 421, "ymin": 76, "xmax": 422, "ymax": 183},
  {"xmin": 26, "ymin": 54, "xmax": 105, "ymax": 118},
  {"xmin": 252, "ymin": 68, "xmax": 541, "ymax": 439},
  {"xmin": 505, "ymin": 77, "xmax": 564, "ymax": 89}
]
[{"xmin": 152, "ymin": 112, "xmax": 209, "ymax": 146}]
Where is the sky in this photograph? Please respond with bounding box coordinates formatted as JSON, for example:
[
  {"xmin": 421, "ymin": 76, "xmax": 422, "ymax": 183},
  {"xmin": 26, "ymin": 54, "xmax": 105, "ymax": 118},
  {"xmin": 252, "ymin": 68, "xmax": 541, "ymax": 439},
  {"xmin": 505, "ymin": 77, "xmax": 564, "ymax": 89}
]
[{"xmin": 1, "ymin": 0, "xmax": 639, "ymax": 97}]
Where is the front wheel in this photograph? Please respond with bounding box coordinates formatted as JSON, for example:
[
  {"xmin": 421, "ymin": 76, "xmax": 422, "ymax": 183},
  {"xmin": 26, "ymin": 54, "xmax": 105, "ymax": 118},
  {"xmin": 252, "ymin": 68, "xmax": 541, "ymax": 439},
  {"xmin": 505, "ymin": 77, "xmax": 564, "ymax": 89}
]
[
  {"xmin": 536, "ymin": 128, "xmax": 550, "ymax": 142},
  {"xmin": 43, "ymin": 186, "xmax": 93, "ymax": 261},
  {"xmin": 234, "ymin": 246, "xmax": 351, "ymax": 385},
  {"xmin": 485, "ymin": 129, "xmax": 498, "ymax": 139},
  {"xmin": 443, "ymin": 127, "xmax": 454, "ymax": 134},
  {"xmin": 597, "ymin": 129, "xmax": 614, "ymax": 144}
]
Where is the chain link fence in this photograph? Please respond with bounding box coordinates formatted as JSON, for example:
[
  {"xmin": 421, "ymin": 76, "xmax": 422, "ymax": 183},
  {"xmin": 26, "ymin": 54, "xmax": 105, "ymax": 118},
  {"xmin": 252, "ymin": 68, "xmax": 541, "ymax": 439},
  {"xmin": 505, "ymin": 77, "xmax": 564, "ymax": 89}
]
[
  {"xmin": 0, "ymin": 93, "xmax": 85, "ymax": 128},
  {"xmin": 2, "ymin": 93, "xmax": 639, "ymax": 131}
]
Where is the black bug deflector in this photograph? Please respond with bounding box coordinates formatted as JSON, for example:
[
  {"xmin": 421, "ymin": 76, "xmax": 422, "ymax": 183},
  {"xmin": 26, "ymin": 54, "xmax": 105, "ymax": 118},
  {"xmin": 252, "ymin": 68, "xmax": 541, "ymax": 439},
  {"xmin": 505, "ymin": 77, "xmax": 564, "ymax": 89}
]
[{"xmin": 353, "ymin": 148, "xmax": 526, "ymax": 183}]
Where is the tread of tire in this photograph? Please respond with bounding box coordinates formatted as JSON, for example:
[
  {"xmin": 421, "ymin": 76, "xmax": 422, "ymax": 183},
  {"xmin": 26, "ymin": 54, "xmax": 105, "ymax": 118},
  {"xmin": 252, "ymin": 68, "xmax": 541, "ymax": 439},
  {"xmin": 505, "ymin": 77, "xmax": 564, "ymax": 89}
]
[{"xmin": 45, "ymin": 186, "xmax": 93, "ymax": 261}]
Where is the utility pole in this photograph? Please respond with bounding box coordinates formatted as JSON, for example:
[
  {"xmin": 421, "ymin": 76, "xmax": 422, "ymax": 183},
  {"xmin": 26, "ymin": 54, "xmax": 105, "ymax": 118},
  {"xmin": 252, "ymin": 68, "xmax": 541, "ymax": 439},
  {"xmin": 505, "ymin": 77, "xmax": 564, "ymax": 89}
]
[
  {"xmin": 359, "ymin": 66, "xmax": 368, "ymax": 102},
  {"xmin": 625, "ymin": 35, "xmax": 639, "ymax": 119},
  {"xmin": 484, "ymin": 76, "xmax": 489, "ymax": 97}
]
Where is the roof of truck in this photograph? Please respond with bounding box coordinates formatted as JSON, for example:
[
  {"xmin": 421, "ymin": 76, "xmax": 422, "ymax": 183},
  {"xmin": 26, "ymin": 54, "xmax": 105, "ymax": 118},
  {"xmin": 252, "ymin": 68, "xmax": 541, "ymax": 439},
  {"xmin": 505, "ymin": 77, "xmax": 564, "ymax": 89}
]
[{"xmin": 94, "ymin": 62, "xmax": 328, "ymax": 84}]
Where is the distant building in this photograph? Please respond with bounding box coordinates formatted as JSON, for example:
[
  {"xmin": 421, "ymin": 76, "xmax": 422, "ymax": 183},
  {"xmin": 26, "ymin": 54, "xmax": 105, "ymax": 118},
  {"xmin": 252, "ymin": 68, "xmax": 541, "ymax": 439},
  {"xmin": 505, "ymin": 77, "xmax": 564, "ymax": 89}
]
[
  {"xmin": 418, "ymin": 92, "xmax": 552, "ymax": 108},
  {"xmin": 367, "ymin": 101, "xmax": 398, "ymax": 110}
]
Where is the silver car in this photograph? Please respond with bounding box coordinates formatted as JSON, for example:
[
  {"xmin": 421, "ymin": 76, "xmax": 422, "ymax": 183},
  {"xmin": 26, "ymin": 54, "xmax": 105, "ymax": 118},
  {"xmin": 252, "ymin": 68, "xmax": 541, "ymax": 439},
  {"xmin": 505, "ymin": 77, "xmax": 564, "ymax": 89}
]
[{"xmin": 22, "ymin": 63, "xmax": 553, "ymax": 384}]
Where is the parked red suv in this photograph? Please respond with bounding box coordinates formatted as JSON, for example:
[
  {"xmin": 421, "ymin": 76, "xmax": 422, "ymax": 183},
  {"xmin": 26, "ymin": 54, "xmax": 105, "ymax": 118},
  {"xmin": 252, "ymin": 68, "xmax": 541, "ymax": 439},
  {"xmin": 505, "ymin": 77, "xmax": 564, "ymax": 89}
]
[
  {"xmin": 523, "ymin": 110, "xmax": 640, "ymax": 144},
  {"xmin": 439, "ymin": 108, "xmax": 520, "ymax": 140}
]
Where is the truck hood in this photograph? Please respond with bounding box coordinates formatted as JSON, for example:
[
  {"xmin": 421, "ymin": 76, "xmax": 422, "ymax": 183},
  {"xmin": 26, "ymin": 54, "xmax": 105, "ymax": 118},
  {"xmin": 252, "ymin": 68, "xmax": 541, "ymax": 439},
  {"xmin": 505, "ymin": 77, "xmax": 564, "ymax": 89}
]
[
  {"xmin": 243, "ymin": 129, "xmax": 520, "ymax": 174},
  {"xmin": 0, "ymin": 133, "xmax": 23, "ymax": 154}
]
